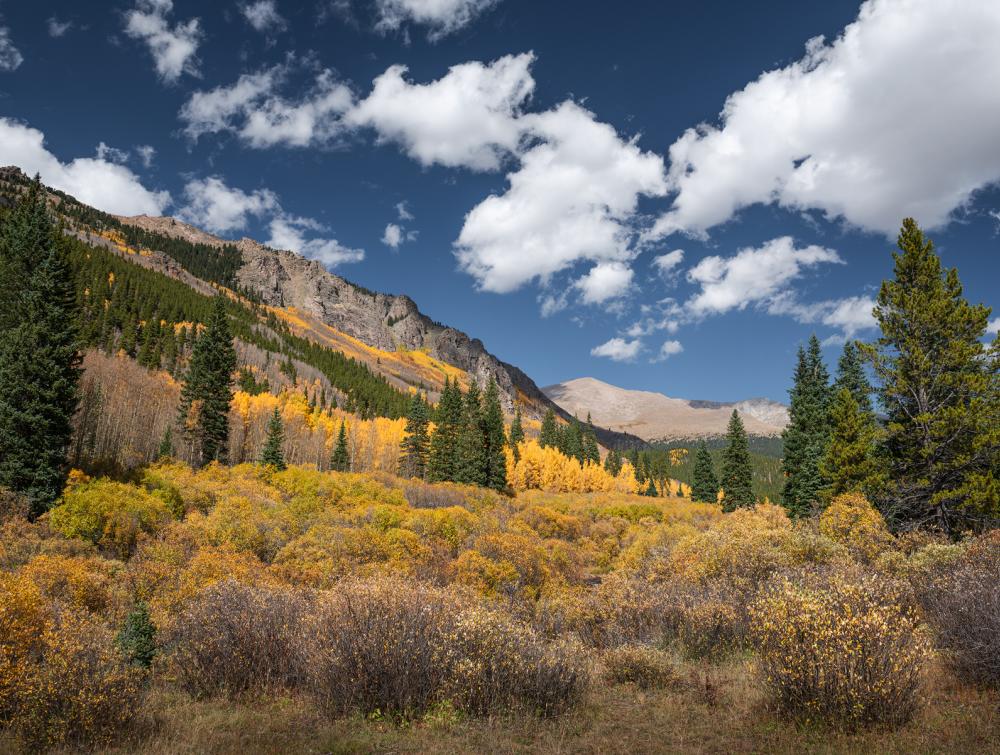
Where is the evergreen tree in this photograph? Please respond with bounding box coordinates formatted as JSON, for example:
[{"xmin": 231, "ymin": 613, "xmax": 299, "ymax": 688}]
[
  {"xmin": 330, "ymin": 420, "xmax": 350, "ymax": 472},
  {"xmin": 481, "ymin": 378, "xmax": 508, "ymax": 492},
  {"xmin": 582, "ymin": 414, "xmax": 601, "ymax": 465},
  {"xmin": 0, "ymin": 178, "xmax": 82, "ymax": 514},
  {"xmin": 721, "ymin": 410, "xmax": 754, "ymax": 512},
  {"xmin": 456, "ymin": 382, "xmax": 487, "ymax": 486},
  {"xmin": 116, "ymin": 603, "xmax": 156, "ymax": 668},
  {"xmin": 399, "ymin": 393, "xmax": 430, "ymax": 479},
  {"xmin": 862, "ymin": 219, "xmax": 999, "ymax": 533},
  {"xmin": 820, "ymin": 387, "xmax": 883, "ymax": 503},
  {"xmin": 781, "ymin": 336, "xmax": 832, "ymax": 517},
  {"xmin": 539, "ymin": 409, "xmax": 559, "ymax": 448},
  {"xmin": 260, "ymin": 407, "xmax": 287, "ymax": 470},
  {"xmin": 691, "ymin": 441, "xmax": 719, "ymax": 504},
  {"xmin": 562, "ymin": 416, "xmax": 584, "ymax": 464},
  {"xmin": 833, "ymin": 341, "xmax": 874, "ymax": 414},
  {"xmin": 157, "ymin": 426, "xmax": 174, "ymax": 460},
  {"xmin": 427, "ymin": 378, "xmax": 463, "ymax": 482},
  {"xmin": 644, "ymin": 477, "xmax": 658, "ymax": 497},
  {"xmin": 508, "ymin": 405, "xmax": 525, "ymax": 462},
  {"xmin": 604, "ymin": 448, "xmax": 623, "ymax": 476},
  {"xmin": 177, "ymin": 296, "xmax": 236, "ymax": 467}
]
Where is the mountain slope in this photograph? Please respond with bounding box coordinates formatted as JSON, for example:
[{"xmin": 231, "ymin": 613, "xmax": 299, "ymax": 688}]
[{"xmin": 544, "ymin": 377, "xmax": 789, "ymax": 441}]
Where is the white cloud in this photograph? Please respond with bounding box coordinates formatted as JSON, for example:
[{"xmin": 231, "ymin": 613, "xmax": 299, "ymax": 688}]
[
  {"xmin": 382, "ymin": 222, "xmax": 403, "ymax": 248},
  {"xmin": 652, "ymin": 249, "xmax": 684, "ymax": 278},
  {"xmin": 651, "ymin": 0, "xmax": 1000, "ymax": 239},
  {"xmin": 0, "ymin": 27, "xmax": 22, "ymax": 71},
  {"xmin": 573, "ymin": 261, "xmax": 634, "ymax": 305},
  {"xmin": 590, "ymin": 337, "xmax": 642, "ymax": 362},
  {"xmin": 347, "ymin": 53, "xmax": 533, "ymax": 171},
  {"xmin": 653, "ymin": 339, "xmax": 684, "ymax": 362},
  {"xmin": 987, "ymin": 317, "xmax": 1000, "ymax": 335},
  {"xmin": 241, "ymin": 1, "xmax": 287, "ymax": 33},
  {"xmin": 47, "ymin": 17, "xmax": 74, "ymax": 38},
  {"xmin": 179, "ymin": 64, "xmax": 353, "ymax": 148},
  {"xmin": 124, "ymin": 0, "xmax": 202, "ymax": 83},
  {"xmin": 0, "ymin": 118, "xmax": 170, "ymax": 215},
  {"xmin": 989, "ymin": 209, "xmax": 1000, "ymax": 235},
  {"xmin": 686, "ymin": 237, "xmax": 842, "ymax": 317},
  {"xmin": 456, "ymin": 100, "xmax": 668, "ymax": 293},
  {"xmin": 268, "ymin": 215, "xmax": 364, "ymax": 267},
  {"xmin": 769, "ymin": 293, "xmax": 877, "ymax": 341},
  {"xmin": 136, "ymin": 145, "xmax": 156, "ymax": 168},
  {"xmin": 374, "ymin": 0, "xmax": 500, "ymax": 41},
  {"xmin": 177, "ymin": 176, "xmax": 279, "ymax": 234},
  {"xmin": 396, "ymin": 200, "xmax": 413, "ymax": 220},
  {"xmin": 95, "ymin": 142, "xmax": 131, "ymax": 165}
]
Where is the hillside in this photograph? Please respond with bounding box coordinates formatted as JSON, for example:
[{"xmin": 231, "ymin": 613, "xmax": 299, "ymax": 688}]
[
  {"xmin": 0, "ymin": 167, "xmax": 641, "ymax": 456},
  {"xmin": 544, "ymin": 377, "xmax": 789, "ymax": 441}
]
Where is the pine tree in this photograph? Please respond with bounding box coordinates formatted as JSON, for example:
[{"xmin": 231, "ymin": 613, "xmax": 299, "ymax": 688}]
[
  {"xmin": 456, "ymin": 382, "xmax": 487, "ymax": 486},
  {"xmin": 177, "ymin": 296, "xmax": 236, "ymax": 467},
  {"xmin": 604, "ymin": 448, "xmax": 623, "ymax": 476},
  {"xmin": 427, "ymin": 378, "xmax": 463, "ymax": 482},
  {"xmin": 721, "ymin": 410, "xmax": 754, "ymax": 512},
  {"xmin": 691, "ymin": 441, "xmax": 719, "ymax": 504},
  {"xmin": 399, "ymin": 393, "xmax": 430, "ymax": 479},
  {"xmin": 539, "ymin": 409, "xmax": 559, "ymax": 448},
  {"xmin": 644, "ymin": 477, "xmax": 658, "ymax": 497},
  {"xmin": 116, "ymin": 603, "xmax": 157, "ymax": 668},
  {"xmin": 862, "ymin": 219, "xmax": 999, "ymax": 533},
  {"xmin": 479, "ymin": 378, "xmax": 508, "ymax": 491},
  {"xmin": 0, "ymin": 178, "xmax": 82, "ymax": 515},
  {"xmin": 260, "ymin": 407, "xmax": 287, "ymax": 470},
  {"xmin": 508, "ymin": 405, "xmax": 525, "ymax": 462},
  {"xmin": 330, "ymin": 420, "xmax": 350, "ymax": 472},
  {"xmin": 781, "ymin": 336, "xmax": 832, "ymax": 517},
  {"xmin": 833, "ymin": 340, "xmax": 873, "ymax": 415},
  {"xmin": 582, "ymin": 414, "xmax": 601, "ymax": 465},
  {"xmin": 562, "ymin": 416, "xmax": 584, "ymax": 464},
  {"xmin": 820, "ymin": 387, "xmax": 883, "ymax": 503},
  {"xmin": 157, "ymin": 426, "xmax": 174, "ymax": 460}
]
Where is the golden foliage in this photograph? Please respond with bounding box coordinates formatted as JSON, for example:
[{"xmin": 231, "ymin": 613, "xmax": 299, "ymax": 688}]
[
  {"xmin": 507, "ymin": 441, "xmax": 640, "ymax": 495},
  {"xmin": 819, "ymin": 492, "xmax": 894, "ymax": 562}
]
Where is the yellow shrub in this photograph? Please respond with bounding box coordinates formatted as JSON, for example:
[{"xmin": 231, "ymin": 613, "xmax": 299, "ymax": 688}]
[
  {"xmin": 819, "ymin": 493, "xmax": 894, "ymax": 562},
  {"xmin": 749, "ymin": 569, "xmax": 928, "ymax": 728},
  {"xmin": 603, "ymin": 644, "xmax": 679, "ymax": 689},
  {"xmin": 0, "ymin": 572, "xmax": 49, "ymax": 720},
  {"xmin": 49, "ymin": 478, "xmax": 174, "ymax": 558},
  {"xmin": 21, "ymin": 554, "xmax": 115, "ymax": 614}
]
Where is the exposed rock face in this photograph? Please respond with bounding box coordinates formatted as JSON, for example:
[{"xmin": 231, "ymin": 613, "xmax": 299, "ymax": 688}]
[{"xmin": 544, "ymin": 377, "xmax": 790, "ymax": 441}]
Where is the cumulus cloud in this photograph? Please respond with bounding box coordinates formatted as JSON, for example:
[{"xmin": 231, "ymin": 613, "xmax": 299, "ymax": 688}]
[
  {"xmin": 769, "ymin": 293, "xmax": 877, "ymax": 344},
  {"xmin": 456, "ymin": 100, "xmax": 667, "ymax": 293},
  {"xmin": 136, "ymin": 145, "xmax": 156, "ymax": 168},
  {"xmin": 268, "ymin": 215, "xmax": 364, "ymax": 267},
  {"xmin": 95, "ymin": 142, "xmax": 131, "ymax": 165},
  {"xmin": 123, "ymin": 0, "xmax": 202, "ymax": 83},
  {"xmin": 573, "ymin": 261, "xmax": 634, "ymax": 305},
  {"xmin": 685, "ymin": 237, "xmax": 842, "ymax": 317},
  {"xmin": 0, "ymin": 26, "xmax": 22, "ymax": 71},
  {"xmin": 0, "ymin": 118, "xmax": 170, "ymax": 215},
  {"xmin": 382, "ymin": 222, "xmax": 403, "ymax": 247},
  {"xmin": 590, "ymin": 337, "xmax": 642, "ymax": 362},
  {"xmin": 374, "ymin": 0, "xmax": 500, "ymax": 41},
  {"xmin": 396, "ymin": 200, "xmax": 413, "ymax": 220},
  {"xmin": 988, "ymin": 317, "xmax": 1000, "ymax": 336},
  {"xmin": 241, "ymin": 0, "xmax": 287, "ymax": 33},
  {"xmin": 47, "ymin": 17, "xmax": 74, "ymax": 38},
  {"xmin": 653, "ymin": 339, "xmax": 684, "ymax": 362},
  {"xmin": 651, "ymin": 0, "xmax": 1000, "ymax": 239},
  {"xmin": 177, "ymin": 176, "xmax": 279, "ymax": 234},
  {"xmin": 179, "ymin": 64, "xmax": 353, "ymax": 148},
  {"xmin": 651, "ymin": 249, "xmax": 684, "ymax": 282},
  {"xmin": 347, "ymin": 53, "xmax": 533, "ymax": 171}
]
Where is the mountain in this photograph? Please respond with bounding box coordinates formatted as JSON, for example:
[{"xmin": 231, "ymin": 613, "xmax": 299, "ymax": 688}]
[
  {"xmin": 0, "ymin": 166, "xmax": 642, "ymax": 450},
  {"xmin": 543, "ymin": 377, "xmax": 789, "ymax": 441}
]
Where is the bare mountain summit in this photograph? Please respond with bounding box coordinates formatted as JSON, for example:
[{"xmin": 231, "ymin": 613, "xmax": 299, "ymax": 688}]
[{"xmin": 543, "ymin": 377, "xmax": 789, "ymax": 441}]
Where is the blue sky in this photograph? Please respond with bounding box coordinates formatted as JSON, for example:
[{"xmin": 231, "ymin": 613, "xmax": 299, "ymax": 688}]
[{"xmin": 1, "ymin": 0, "xmax": 997, "ymax": 403}]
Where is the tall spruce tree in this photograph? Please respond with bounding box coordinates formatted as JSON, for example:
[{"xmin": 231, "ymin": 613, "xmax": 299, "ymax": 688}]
[
  {"xmin": 833, "ymin": 341, "xmax": 874, "ymax": 414},
  {"xmin": 456, "ymin": 382, "xmax": 486, "ymax": 486},
  {"xmin": 399, "ymin": 393, "xmax": 430, "ymax": 479},
  {"xmin": 603, "ymin": 448, "xmax": 623, "ymax": 476},
  {"xmin": 820, "ymin": 387, "xmax": 883, "ymax": 503},
  {"xmin": 691, "ymin": 441, "xmax": 719, "ymax": 504},
  {"xmin": 177, "ymin": 296, "xmax": 236, "ymax": 467},
  {"xmin": 781, "ymin": 336, "xmax": 832, "ymax": 517},
  {"xmin": 330, "ymin": 420, "xmax": 350, "ymax": 472},
  {"xmin": 0, "ymin": 178, "xmax": 82, "ymax": 515},
  {"xmin": 582, "ymin": 414, "xmax": 601, "ymax": 465},
  {"xmin": 260, "ymin": 407, "xmax": 287, "ymax": 470},
  {"xmin": 721, "ymin": 410, "xmax": 754, "ymax": 512},
  {"xmin": 481, "ymin": 378, "xmax": 508, "ymax": 491},
  {"xmin": 862, "ymin": 219, "xmax": 999, "ymax": 534},
  {"xmin": 508, "ymin": 405, "xmax": 525, "ymax": 462},
  {"xmin": 539, "ymin": 409, "xmax": 559, "ymax": 448},
  {"xmin": 427, "ymin": 378, "xmax": 463, "ymax": 482}
]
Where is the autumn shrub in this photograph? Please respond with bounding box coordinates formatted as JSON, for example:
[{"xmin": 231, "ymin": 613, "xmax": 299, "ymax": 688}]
[
  {"xmin": 161, "ymin": 580, "xmax": 310, "ymax": 699},
  {"xmin": 819, "ymin": 492, "xmax": 894, "ymax": 562},
  {"xmin": 603, "ymin": 644, "xmax": 680, "ymax": 689},
  {"xmin": 21, "ymin": 553, "xmax": 115, "ymax": 614},
  {"xmin": 48, "ymin": 478, "xmax": 175, "ymax": 558},
  {"xmin": 918, "ymin": 531, "xmax": 1000, "ymax": 687},
  {"xmin": 303, "ymin": 576, "xmax": 588, "ymax": 720},
  {"xmin": 0, "ymin": 572, "xmax": 48, "ymax": 721},
  {"xmin": 0, "ymin": 486, "xmax": 31, "ymax": 522},
  {"xmin": 749, "ymin": 568, "xmax": 928, "ymax": 728},
  {"xmin": 403, "ymin": 480, "xmax": 474, "ymax": 510}
]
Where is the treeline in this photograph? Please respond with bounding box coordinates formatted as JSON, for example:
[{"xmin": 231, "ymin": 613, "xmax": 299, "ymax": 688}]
[{"xmin": 636, "ymin": 444, "xmax": 783, "ymax": 504}]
